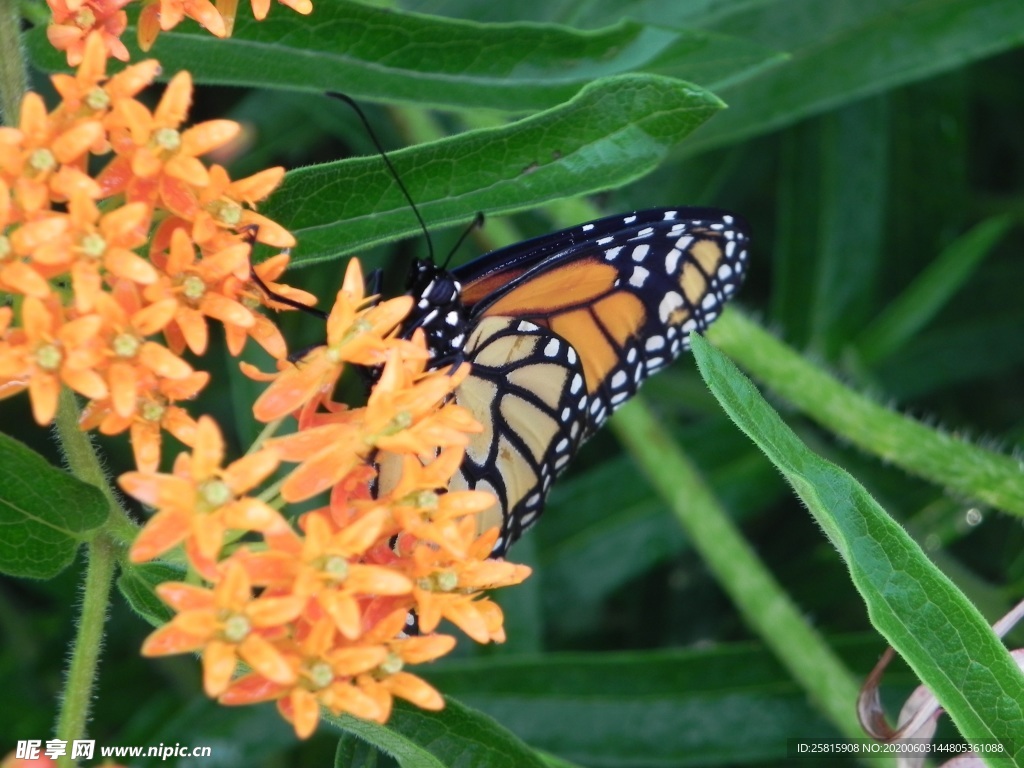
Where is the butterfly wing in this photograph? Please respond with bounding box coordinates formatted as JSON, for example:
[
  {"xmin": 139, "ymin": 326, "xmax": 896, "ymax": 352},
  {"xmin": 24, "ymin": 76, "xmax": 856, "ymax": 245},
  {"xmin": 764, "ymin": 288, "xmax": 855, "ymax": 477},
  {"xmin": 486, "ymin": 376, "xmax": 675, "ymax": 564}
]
[{"xmin": 448, "ymin": 208, "xmax": 750, "ymax": 554}]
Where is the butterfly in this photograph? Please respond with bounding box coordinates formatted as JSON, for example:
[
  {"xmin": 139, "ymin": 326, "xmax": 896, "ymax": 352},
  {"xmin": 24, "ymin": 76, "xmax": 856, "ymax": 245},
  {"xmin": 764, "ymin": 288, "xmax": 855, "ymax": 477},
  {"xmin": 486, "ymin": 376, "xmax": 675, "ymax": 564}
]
[{"xmin": 393, "ymin": 207, "xmax": 750, "ymax": 556}]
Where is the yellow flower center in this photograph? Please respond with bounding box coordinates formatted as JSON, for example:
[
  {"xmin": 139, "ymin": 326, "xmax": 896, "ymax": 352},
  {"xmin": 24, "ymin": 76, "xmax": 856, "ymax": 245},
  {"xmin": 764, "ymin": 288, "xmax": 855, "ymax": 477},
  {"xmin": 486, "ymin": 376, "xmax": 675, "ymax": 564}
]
[
  {"xmin": 35, "ymin": 343, "xmax": 62, "ymax": 371},
  {"xmin": 417, "ymin": 571, "xmax": 457, "ymax": 592},
  {"xmin": 141, "ymin": 399, "xmax": 166, "ymax": 422},
  {"xmin": 80, "ymin": 233, "xmax": 106, "ymax": 258},
  {"xmin": 29, "ymin": 148, "xmax": 56, "ymax": 174},
  {"xmin": 241, "ymin": 292, "xmax": 261, "ymax": 310},
  {"xmin": 307, "ymin": 660, "xmax": 334, "ymax": 690},
  {"xmin": 378, "ymin": 652, "xmax": 403, "ymax": 676},
  {"xmin": 154, "ymin": 127, "xmax": 181, "ymax": 152},
  {"xmin": 74, "ymin": 7, "xmax": 96, "ymax": 27},
  {"xmin": 323, "ymin": 555, "xmax": 349, "ymax": 581},
  {"xmin": 339, "ymin": 318, "xmax": 372, "ymax": 345},
  {"xmin": 183, "ymin": 275, "xmax": 206, "ymax": 301},
  {"xmin": 406, "ymin": 490, "xmax": 438, "ymax": 510},
  {"xmin": 384, "ymin": 411, "xmax": 413, "ymax": 435},
  {"xmin": 222, "ymin": 613, "xmax": 251, "ymax": 643},
  {"xmin": 209, "ymin": 199, "xmax": 242, "ymax": 226},
  {"xmin": 85, "ymin": 87, "xmax": 110, "ymax": 112},
  {"xmin": 199, "ymin": 478, "xmax": 232, "ymax": 510},
  {"xmin": 113, "ymin": 332, "xmax": 140, "ymax": 358}
]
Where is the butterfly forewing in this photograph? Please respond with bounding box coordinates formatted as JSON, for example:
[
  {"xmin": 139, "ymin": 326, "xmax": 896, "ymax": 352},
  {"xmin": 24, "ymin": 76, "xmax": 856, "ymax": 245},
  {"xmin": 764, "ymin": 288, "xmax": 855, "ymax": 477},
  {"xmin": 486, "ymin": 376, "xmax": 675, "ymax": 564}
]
[{"xmin": 405, "ymin": 208, "xmax": 750, "ymax": 556}]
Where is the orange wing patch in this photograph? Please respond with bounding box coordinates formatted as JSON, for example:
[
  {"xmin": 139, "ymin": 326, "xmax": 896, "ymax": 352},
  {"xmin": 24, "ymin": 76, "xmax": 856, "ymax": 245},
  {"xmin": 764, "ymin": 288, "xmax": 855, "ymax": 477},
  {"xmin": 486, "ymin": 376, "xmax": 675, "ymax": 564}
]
[
  {"xmin": 473, "ymin": 258, "xmax": 647, "ymax": 394},
  {"xmin": 482, "ymin": 259, "xmax": 617, "ymax": 315},
  {"xmin": 690, "ymin": 238, "xmax": 724, "ymax": 274}
]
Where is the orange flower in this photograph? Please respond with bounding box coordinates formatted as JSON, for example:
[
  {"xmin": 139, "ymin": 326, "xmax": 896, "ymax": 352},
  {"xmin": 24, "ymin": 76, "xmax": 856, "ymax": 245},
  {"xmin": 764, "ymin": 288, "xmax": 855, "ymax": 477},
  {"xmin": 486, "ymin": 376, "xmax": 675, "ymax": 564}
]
[
  {"xmin": 192, "ymin": 165, "xmax": 293, "ymax": 249},
  {"xmin": 247, "ymin": 0, "xmax": 313, "ymax": 22},
  {"xmin": 142, "ymin": 560, "xmax": 302, "ymax": 696},
  {"xmin": 362, "ymin": 355, "xmax": 478, "ymax": 455},
  {"xmin": 400, "ymin": 524, "xmax": 531, "ymax": 643},
  {"xmin": 93, "ymin": 285, "xmax": 192, "ymax": 418},
  {"xmin": 220, "ymin": 617, "xmax": 385, "ymax": 738},
  {"xmin": 0, "ymin": 90, "xmax": 102, "ymax": 215},
  {"xmin": 50, "ymin": 33, "xmax": 160, "ymax": 122},
  {"xmin": 222, "ymin": 250, "xmax": 314, "ymax": 358},
  {"xmin": 99, "ymin": 71, "xmax": 239, "ymax": 218},
  {"xmin": 0, "ymin": 297, "xmax": 107, "ymax": 424},
  {"xmin": 120, "ymin": 415, "xmax": 284, "ymax": 578},
  {"xmin": 81, "ymin": 369, "xmax": 207, "ymax": 471},
  {"xmin": 354, "ymin": 633, "xmax": 451, "ymax": 723},
  {"xmin": 384, "ymin": 453, "xmax": 495, "ymax": 557},
  {"xmin": 146, "ymin": 228, "xmax": 255, "ymax": 355},
  {"xmin": 137, "ymin": 0, "xmax": 227, "ymax": 52},
  {"xmin": 33, "ymin": 194, "xmax": 155, "ymax": 311},
  {"xmin": 47, "ymin": 0, "xmax": 131, "ymax": 66},
  {"xmin": 252, "ymin": 258, "xmax": 414, "ymax": 423}
]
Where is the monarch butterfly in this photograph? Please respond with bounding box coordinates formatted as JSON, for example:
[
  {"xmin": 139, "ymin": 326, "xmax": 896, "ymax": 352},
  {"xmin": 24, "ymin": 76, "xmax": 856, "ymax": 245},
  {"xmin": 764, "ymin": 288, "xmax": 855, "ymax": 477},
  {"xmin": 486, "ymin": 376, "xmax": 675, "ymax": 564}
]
[{"xmin": 394, "ymin": 207, "xmax": 750, "ymax": 556}]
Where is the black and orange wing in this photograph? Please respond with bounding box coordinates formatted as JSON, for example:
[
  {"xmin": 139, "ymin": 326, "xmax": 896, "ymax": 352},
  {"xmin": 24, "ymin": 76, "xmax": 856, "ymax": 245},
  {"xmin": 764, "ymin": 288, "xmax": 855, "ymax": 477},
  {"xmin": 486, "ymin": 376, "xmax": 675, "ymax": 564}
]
[{"xmin": 445, "ymin": 208, "xmax": 749, "ymax": 554}]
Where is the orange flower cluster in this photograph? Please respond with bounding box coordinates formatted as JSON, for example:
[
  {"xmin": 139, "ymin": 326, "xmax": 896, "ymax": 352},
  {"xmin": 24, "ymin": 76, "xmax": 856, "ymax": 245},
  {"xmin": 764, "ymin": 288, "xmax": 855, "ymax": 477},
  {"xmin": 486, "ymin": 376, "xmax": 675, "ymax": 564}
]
[
  {"xmin": 47, "ymin": 0, "xmax": 314, "ymax": 65},
  {"xmin": 122, "ymin": 260, "xmax": 531, "ymax": 737},
  {"xmin": 0, "ymin": 33, "xmax": 309, "ymax": 471}
]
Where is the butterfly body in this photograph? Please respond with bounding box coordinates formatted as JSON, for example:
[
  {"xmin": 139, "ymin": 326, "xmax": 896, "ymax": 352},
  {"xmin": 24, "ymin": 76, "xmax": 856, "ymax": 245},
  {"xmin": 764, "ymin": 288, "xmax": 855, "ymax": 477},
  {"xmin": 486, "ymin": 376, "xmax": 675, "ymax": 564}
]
[{"xmin": 403, "ymin": 207, "xmax": 750, "ymax": 555}]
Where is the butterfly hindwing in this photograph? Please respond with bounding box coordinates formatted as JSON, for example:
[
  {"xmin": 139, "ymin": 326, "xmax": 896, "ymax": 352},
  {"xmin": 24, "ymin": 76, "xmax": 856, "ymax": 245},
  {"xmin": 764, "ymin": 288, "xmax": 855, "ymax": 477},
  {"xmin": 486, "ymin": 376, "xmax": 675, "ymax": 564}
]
[{"xmin": 404, "ymin": 207, "xmax": 750, "ymax": 556}]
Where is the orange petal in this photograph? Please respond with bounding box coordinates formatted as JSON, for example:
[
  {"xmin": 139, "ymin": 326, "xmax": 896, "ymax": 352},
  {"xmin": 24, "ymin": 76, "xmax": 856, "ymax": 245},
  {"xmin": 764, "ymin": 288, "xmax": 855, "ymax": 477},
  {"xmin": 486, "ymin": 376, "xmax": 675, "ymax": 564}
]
[
  {"xmin": 181, "ymin": 120, "xmax": 240, "ymax": 157},
  {"xmin": 156, "ymin": 581, "xmax": 216, "ymax": 611},
  {"xmin": 219, "ymin": 671, "xmax": 287, "ymax": 705},
  {"xmin": 222, "ymin": 449, "xmax": 280, "ymax": 495},
  {"xmin": 389, "ymin": 672, "xmax": 445, "ymax": 710},
  {"xmin": 202, "ymin": 639, "xmax": 239, "ymax": 696},
  {"xmin": 106, "ymin": 248, "xmax": 159, "ymax": 284},
  {"xmin": 141, "ymin": 622, "xmax": 206, "ymax": 657},
  {"xmin": 239, "ymin": 633, "xmax": 295, "ymax": 685},
  {"xmin": 289, "ymin": 688, "xmax": 321, "ymax": 739},
  {"xmin": 191, "ymin": 415, "xmax": 225, "ymax": 478},
  {"xmin": 139, "ymin": 341, "xmax": 192, "ymax": 379},
  {"xmin": 129, "ymin": 507, "xmax": 190, "ymax": 562},
  {"xmin": 28, "ymin": 373, "xmax": 61, "ymax": 424},
  {"xmin": 108, "ymin": 360, "xmax": 137, "ymax": 418}
]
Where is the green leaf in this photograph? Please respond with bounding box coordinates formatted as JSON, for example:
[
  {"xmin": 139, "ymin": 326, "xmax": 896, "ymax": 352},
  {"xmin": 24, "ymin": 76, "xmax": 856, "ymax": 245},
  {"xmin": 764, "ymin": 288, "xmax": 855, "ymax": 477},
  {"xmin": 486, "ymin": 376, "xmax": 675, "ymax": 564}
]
[
  {"xmin": 0, "ymin": 432, "xmax": 108, "ymax": 579},
  {"xmin": 336, "ymin": 733, "xmax": 386, "ymax": 768},
  {"xmin": 117, "ymin": 563, "xmax": 186, "ymax": 627},
  {"xmin": 423, "ymin": 639, "xmax": 899, "ymax": 766},
  {"xmin": 262, "ymin": 74, "xmax": 724, "ymax": 266},
  {"xmin": 690, "ymin": 333, "xmax": 1024, "ymax": 760},
  {"xmin": 771, "ymin": 97, "xmax": 889, "ymax": 357},
  {"xmin": 855, "ymin": 215, "xmax": 1014, "ymax": 366},
  {"xmin": 26, "ymin": 3, "xmax": 778, "ymax": 110},
  {"xmin": 327, "ymin": 697, "xmax": 553, "ymax": 768},
  {"xmin": 708, "ymin": 311, "xmax": 1024, "ymax": 518},
  {"xmin": 681, "ymin": 0, "xmax": 1024, "ymax": 154}
]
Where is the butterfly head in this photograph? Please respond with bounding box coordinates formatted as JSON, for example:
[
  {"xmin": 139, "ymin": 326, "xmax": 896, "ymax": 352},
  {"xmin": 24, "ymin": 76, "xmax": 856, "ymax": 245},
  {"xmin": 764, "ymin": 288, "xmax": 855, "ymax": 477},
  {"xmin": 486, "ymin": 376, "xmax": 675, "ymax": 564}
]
[{"xmin": 403, "ymin": 259, "xmax": 469, "ymax": 363}]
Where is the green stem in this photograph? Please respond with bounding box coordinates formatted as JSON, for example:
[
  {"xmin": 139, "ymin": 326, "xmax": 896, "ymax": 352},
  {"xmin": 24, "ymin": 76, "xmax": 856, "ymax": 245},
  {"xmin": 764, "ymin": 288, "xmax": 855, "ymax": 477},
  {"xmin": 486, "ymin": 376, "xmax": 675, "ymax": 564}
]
[
  {"xmin": 612, "ymin": 398, "xmax": 890, "ymax": 767},
  {"xmin": 54, "ymin": 532, "xmax": 117, "ymax": 768},
  {"xmin": 0, "ymin": 0, "xmax": 26, "ymax": 125},
  {"xmin": 52, "ymin": 390, "xmax": 135, "ymax": 763},
  {"xmin": 55, "ymin": 388, "xmax": 139, "ymax": 546},
  {"xmin": 707, "ymin": 310, "xmax": 1024, "ymax": 517}
]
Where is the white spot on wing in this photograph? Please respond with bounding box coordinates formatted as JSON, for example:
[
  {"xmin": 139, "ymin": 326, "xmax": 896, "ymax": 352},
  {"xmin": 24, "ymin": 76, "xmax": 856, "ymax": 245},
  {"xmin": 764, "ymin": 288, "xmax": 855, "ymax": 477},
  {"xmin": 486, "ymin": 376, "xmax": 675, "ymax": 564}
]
[{"xmin": 659, "ymin": 292, "xmax": 684, "ymax": 323}]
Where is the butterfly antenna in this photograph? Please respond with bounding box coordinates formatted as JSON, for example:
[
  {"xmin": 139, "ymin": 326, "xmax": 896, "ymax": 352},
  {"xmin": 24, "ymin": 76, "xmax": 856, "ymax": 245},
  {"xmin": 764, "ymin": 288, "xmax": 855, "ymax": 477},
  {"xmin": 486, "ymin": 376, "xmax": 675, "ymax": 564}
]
[
  {"xmin": 328, "ymin": 92, "xmax": 435, "ymax": 265},
  {"xmin": 241, "ymin": 223, "xmax": 328, "ymax": 319},
  {"xmin": 442, "ymin": 211, "xmax": 485, "ymax": 269}
]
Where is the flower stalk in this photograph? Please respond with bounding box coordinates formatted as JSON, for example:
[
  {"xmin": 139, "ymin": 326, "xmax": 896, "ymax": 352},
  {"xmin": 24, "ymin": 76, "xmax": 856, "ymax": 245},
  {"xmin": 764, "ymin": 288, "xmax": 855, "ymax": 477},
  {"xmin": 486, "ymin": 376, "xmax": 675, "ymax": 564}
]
[{"xmin": 0, "ymin": 0, "xmax": 27, "ymax": 125}]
